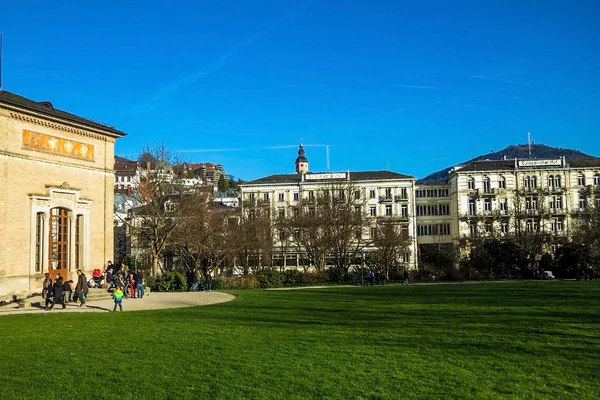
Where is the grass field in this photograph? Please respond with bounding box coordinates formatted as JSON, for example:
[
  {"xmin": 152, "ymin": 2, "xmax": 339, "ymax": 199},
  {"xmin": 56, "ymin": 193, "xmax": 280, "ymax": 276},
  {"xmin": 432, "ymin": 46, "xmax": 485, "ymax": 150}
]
[{"xmin": 1, "ymin": 282, "xmax": 599, "ymax": 399}]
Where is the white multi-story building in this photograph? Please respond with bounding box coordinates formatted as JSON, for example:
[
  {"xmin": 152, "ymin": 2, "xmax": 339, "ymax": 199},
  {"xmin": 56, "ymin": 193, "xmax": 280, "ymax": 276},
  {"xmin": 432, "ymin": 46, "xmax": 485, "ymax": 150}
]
[
  {"xmin": 416, "ymin": 157, "xmax": 600, "ymax": 254},
  {"xmin": 240, "ymin": 144, "xmax": 418, "ymax": 270}
]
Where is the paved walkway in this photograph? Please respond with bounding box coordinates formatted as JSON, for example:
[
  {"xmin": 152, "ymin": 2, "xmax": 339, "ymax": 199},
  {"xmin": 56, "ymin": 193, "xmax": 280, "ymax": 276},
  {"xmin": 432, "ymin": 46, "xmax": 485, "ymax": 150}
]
[{"xmin": 0, "ymin": 291, "xmax": 235, "ymax": 316}]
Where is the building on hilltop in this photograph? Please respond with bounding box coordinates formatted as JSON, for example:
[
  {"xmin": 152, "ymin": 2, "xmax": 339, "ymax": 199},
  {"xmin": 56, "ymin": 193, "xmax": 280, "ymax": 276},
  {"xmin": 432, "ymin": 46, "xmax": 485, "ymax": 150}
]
[
  {"xmin": 0, "ymin": 90, "xmax": 126, "ymax": 299},
  {"xmin": 240, "ymin": 143, "xmax": 418, "ymax": 271},
  {"xmin": 114, "ymin": 156, "xmax": 139, "ymax": 194}
]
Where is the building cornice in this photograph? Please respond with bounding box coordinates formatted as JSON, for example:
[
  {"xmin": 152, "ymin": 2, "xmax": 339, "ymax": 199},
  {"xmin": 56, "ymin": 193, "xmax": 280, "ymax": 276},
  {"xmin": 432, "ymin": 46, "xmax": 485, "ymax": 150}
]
[{"xmin": 3, "ymin": 105, "xmax": 120, "ymax": 142}]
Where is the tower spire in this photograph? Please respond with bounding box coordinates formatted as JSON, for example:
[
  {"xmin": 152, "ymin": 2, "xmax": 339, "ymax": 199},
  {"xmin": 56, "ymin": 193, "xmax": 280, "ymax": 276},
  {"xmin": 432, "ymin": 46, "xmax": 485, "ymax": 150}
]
[{"xmin": 295, "ymin": 139, "xmax": 308, "ymax": 173}]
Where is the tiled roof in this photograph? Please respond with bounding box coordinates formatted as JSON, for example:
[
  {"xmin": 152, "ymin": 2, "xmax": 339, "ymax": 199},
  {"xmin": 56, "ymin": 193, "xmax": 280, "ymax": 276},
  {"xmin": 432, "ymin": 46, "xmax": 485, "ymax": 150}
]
[
  {"xmin": 452, "ymin": 157, "xmax": 600, "ymax": 175},
  {"xmin": 567, "ymin": 158, "xmax": 600, "ymax": 168},
  {"xmin": 0, "ymin": 90, "xmax": 126, "ymax": 137},
  {"xmin": 453, "ymin": 160, "xmax": 516, "ymax": 173},
  {"xmin": 245, "ymin": 170, "xmax": 414, "ymax": 185}
]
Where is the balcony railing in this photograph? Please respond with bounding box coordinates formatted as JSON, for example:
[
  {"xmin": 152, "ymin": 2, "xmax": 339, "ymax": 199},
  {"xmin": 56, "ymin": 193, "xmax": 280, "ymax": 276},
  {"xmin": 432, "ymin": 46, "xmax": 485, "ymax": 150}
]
[
  {"xmin": 379, "ymin": 196, "xmax": 394, "ymax": 203},
  {"xmin": 377, "ymin": 215, "xmax": 410, "ymax": 223},
  {"xmin": 394, "ymin": 195, "xmax": 408, "ymax": 202},
  {"xmin": 481, "ymin": 188, "xmax": 495, "ymax": 195}
]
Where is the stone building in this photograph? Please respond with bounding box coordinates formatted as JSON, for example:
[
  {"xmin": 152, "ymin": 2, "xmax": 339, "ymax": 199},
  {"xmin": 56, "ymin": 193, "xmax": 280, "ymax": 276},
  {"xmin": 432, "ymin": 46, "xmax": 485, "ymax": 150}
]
[
  {"xmin": 0, "ymin": 91, "xmax": 125, "ymax": 299},
  {"xmin": 416, "ymin": 157, "xmax": 600, "ymax": 257},
  {"xmin": 240, "ymin": 144, "xmax": 418, "ymax": 270}
]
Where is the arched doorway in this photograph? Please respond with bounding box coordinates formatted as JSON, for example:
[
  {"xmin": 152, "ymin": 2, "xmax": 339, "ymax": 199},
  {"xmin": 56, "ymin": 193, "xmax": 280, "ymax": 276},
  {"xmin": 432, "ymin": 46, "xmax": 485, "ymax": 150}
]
[{"xmin": 49, "ymin": 207, "xmax": 70, "ymax": 280}]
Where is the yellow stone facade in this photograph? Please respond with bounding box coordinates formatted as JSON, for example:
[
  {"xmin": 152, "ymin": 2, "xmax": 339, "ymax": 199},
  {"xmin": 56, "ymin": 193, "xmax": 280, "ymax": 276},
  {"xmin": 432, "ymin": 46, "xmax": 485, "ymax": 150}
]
[{"xmin": 0, "ymin": 93, "xmax": 125, "ymax": 299}]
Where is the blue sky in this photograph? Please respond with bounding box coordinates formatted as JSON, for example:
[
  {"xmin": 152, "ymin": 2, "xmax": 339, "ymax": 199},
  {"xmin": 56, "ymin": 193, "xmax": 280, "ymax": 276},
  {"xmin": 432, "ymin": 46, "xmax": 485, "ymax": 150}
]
[{"xmin": 1, "ymin": 0, "xmax": 599, "ymax": 180}]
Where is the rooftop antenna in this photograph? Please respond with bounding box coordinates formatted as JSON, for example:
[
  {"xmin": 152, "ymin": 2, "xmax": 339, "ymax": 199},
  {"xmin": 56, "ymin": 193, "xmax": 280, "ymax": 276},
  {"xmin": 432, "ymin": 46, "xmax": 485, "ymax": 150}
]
[{"xmin": 528, "ymin": 132, "xmax": 532, "ymax": 159}]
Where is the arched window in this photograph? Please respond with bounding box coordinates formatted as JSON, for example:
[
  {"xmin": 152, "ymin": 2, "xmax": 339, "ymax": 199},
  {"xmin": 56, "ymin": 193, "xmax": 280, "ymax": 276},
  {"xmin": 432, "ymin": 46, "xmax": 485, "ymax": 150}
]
[
  {"xmin": 524, "ymin": 176, "xmax": 530, "ymax": 188},
  {"xmin": 483, "ymin": 176, "xmax": 491, "ymax": 193},
  {"xmin": 499, "ymin": 176, "xmax": 506, "ymax": 189},
  {"xmin": 547, "ymin": 175, "xmax": 554, "ymax": 188},
  {"xmin": 467, "ymin": 177, "xmax": 475, "ymax": 190},
  {"xmin": 578, "ymin": 174, "xmax": 586, "ymax": 186},
  {"xmin": 531, "ymin": 175, "xmax": 537, "ymax": 188},
  {"xmin": 555, "ymin": 175, "xmax": 561, "ymax": 188},
  {"xmin": 49, "ymin": 207, "xmax": 70, "ymax": 279}
]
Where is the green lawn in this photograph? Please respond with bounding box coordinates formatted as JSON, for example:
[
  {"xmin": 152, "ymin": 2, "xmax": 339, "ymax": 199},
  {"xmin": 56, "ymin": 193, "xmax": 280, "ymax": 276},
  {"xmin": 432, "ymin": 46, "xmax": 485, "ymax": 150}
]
[{"xmin": 1, "ymin": 282, "xmax": 599, "ymax": 399}]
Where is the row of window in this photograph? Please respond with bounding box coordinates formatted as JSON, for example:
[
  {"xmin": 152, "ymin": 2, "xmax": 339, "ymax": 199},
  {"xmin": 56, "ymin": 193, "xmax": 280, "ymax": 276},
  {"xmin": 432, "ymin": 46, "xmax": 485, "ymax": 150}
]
[
  {"xmin": 415, "ymin": 188, "xmax": 449, "ymax": 198},
  {"xmin": 467, "ymin": 173, "xmax": 600, "ymax": 191},
  {"xmin": 468, "ymin": 217, "xmax": 565, "ymax": 235},
  {"xmin": 248, "ymin": 187, "xmax": 409, "ymax": 202},
  {"xmin": 416, "ymin": 204, "xmax": 450, "ymax": 216},
  {"xmin": 466, "ymin": 195, "xmax": 599, "ymax": 215},
  {"xmin": 417, "ymin": 224, "xmax": 451, "ymax": 236},
  {"xmin": 370, "ymin": 204, "xmax": 409, "ymax": 217}
]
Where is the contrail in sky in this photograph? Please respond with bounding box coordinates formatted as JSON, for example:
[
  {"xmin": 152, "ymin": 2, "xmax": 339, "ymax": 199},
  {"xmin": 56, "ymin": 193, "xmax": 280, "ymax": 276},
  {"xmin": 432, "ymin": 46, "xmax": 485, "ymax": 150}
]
[
  {"xmin": 394, "ymin": 84, "xmax": 442, "ymax": 90},
  {"xmin": 350, "ymin": 87, "xmax": 509, "ymax": 122},
  {"xmin": 294, "ymin": 87, "xmax": 509, "ymax": 135},
  {"xmin": 179, "ymin": 144, "xmax": 341, "ymax": 153},
  {"xmin": 132, "ymin": 0, "xmax": 315, "ymax": 113},
  {"xmin": 471, "ymin": 75, "xmax": 531, "ymax": 86}
]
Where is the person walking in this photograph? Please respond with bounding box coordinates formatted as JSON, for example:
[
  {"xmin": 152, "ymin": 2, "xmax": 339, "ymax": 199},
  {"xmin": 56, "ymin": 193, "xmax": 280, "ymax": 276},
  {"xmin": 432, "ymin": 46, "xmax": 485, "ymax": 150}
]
[
  {"xmin": 42, "ymin": 272, "xmax": 52, "ymax": 310},
  {"xmin": 403, "ymin": 268, "xmax": 410, "ymax": 286},
  {"xmin": 368, "ymin": 270, "xmax": 375, "ymax": 286},
  {"xmin": 206, "ymin": 272, "xmax": 213, "ymax": 292},
  {"xmin": 62, "ymin": 280, "xmax": 73, "ymax": 303},
  {"xmin": 49, "ymin": 277, "xmax": 65, "ymax": 310},
  {"xmin": 112, "ymin": 287, "xmax": 124, "ymax": 312},
  {"xmin": 42, "ymin": 273, "xmax": 53, "ymax": 309},
  {"xmin": 75, "ymin": 269, "xmax": 89, "ymax": 307},
  {"xmin": 136, "ymin": 269, "xmax": 144, "ymax": 298}
]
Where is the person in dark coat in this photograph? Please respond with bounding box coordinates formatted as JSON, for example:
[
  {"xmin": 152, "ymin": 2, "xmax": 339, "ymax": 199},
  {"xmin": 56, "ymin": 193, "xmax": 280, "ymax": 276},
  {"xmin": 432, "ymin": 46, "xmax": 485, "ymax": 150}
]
[
  {"xmin": 206, "ymin": 272, "xmax": 213, "ymax": 292},
  {"xmin": 105, "ymin": 268, "xmax": 114, "ymax": 288},
  {"xmin": 62, "ymin": 280, "xmax": 73, "ymax": 303},
  {"xmin": 42, "ymin": 273, "xmax": 53, "ymax": 309},
  {"xmin": 75, "ymin": 270, "xmax": 88, "ymax": 307},
  {"xmin": 49, "ymin": 277, "xmax": 65, "ymax": 310},
  {"xmin": 403, "ymin": 269, "xmax": 410, "ymax": 286}
]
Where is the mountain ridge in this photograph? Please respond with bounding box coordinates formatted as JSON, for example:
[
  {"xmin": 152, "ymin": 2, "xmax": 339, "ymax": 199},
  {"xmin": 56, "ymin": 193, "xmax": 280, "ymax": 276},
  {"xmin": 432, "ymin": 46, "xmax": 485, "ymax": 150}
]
[{"xmin": 417, "ymin": 143, "xmax": 599, "ymax": 184}]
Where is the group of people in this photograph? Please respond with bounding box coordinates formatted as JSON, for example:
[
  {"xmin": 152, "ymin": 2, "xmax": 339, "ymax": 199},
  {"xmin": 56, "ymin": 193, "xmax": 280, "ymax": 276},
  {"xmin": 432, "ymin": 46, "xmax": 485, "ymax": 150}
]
[
  {"xmin": 366, "ymin": 269, "xmax": 410, "ymax": 286},
  {"xmin": 104, "ymin": 261, "xmax": 145, "ymax": 299},
  {"xmin": 40, "ymin": 261, "xmax": 145, "ymax": 312},
  {"xmin": 41, "ymin": 269, "xmax": 89, "ymax": 310}
]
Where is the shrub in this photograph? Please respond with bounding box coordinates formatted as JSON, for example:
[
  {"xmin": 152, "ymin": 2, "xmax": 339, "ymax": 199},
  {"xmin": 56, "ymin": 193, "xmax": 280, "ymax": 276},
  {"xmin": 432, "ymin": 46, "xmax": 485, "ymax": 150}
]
[
  {"xmin": 327, "ymin": 267, "xmax": 348, "ymax": 282},
  {"xmin": 241, "ymin": 274, "xmax": 260, "ymax": 289},
  {"xmin": 283, "ymin": 269, "xmax": 303, "ymax": 287},
  {"xmin": 156, "ymin": 271, "xmax": 188, "ymax": 292},
  {"xmin": 255, "ymin": 269, "xmax": 283, "ymax": 288},
  {"xmin": 302, "ymin": 270, "xmax": 329, "ymax": 284}
]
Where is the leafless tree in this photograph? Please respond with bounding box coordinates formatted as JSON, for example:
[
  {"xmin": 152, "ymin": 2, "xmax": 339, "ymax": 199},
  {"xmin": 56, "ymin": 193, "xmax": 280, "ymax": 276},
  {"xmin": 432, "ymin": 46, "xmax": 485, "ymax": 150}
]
[
  {"xmin": 175, "ymin": 195, "xmax": 242, "ymax": 279},
  {"xmin": 127, "ymin": 144, "xmax": 184, "ymax": 276},
  {"xmin": 235, "ymin": 203, "xmax": 274, "ymax": 274},
  {"xmin": 371, "ymin": 222, "xmax": 411, "ymax": 277}
]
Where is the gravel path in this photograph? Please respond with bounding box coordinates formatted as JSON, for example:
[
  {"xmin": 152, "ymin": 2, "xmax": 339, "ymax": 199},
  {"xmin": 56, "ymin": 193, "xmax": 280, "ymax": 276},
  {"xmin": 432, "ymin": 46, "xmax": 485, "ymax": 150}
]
[{"xmin": 0, "ymin": 291, "xmax": 235, "ymax": 316}]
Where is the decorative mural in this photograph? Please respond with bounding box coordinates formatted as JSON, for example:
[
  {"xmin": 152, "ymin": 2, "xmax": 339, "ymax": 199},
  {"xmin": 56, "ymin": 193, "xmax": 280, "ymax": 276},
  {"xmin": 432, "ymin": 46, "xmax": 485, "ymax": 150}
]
[{"xmin": 22, "ymin": 129, "xmax": 95, "ymax": 161}]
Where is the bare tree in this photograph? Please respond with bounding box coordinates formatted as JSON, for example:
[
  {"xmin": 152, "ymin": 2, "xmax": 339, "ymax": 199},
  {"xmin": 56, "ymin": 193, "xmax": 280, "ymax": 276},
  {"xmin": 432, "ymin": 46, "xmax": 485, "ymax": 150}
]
[
  {"xmin": 176, "ymin": 195, "xmax": 241, "ymax": 279},
  {"xmin": 371, "ymin": 222, "xmax": 411, "ymax": 277},
  {"xmin": 236, "ymin": 203, "xmax": 274, "ymax": 274},
  {"xmin": 283, "ymin": 183, "xmax": 369, "ymax": 271},
  {"xmin": 127, "ymin": 144, "xmax": 184, "ymax": 276}
]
